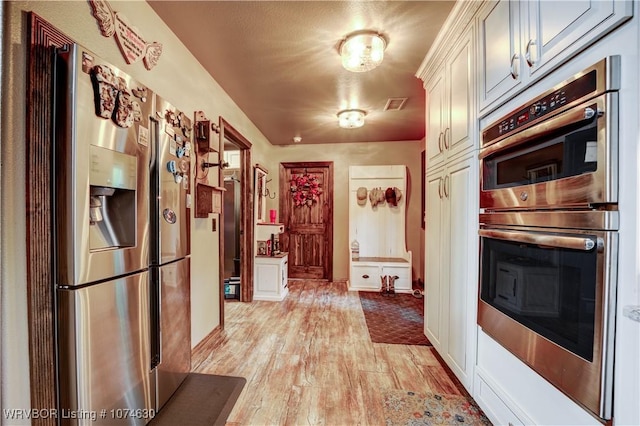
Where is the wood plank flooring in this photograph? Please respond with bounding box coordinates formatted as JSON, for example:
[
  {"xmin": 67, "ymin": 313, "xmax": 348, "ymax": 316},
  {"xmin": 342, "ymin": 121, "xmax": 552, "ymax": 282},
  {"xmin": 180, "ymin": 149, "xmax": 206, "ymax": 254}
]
[{"xmin": 192, "ymin": 280, "xmax": 464, "ymax": 425}]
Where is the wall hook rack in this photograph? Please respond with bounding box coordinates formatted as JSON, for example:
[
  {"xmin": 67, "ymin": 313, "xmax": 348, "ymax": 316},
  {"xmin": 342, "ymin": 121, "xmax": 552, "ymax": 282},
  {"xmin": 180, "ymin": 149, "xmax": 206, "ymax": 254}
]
[{"xmin": 264, "ymin": 178, "xmax": 276, "ymax": 199}]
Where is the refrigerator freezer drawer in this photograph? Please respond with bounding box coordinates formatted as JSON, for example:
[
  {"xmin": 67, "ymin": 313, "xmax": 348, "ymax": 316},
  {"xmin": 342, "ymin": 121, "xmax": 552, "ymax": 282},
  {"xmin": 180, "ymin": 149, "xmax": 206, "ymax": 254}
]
[
  {"xmin": 156, "ymin": 257, "xmax": 191, "ymax": 410},
  {"xmin": 57, "ymin": 271, "xmax": 154, "ymax": 425}
]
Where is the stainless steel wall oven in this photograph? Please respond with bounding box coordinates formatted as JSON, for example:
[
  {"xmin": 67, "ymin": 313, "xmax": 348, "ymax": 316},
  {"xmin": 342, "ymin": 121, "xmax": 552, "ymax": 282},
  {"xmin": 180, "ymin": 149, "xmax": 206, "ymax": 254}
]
[{"xmin": 478, "ymin": 57, "xmax": 620, "ymax": 421}]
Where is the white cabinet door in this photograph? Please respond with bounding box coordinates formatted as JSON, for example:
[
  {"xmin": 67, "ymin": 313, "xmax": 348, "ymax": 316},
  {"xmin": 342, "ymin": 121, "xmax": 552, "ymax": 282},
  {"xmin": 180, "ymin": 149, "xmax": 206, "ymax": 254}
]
[
  {"xmin": 382, "ymin": 265, "xmax": 411, "ymax": 292},
  {"xmin": 424, "ymin": 168, "xmax": 446, "ymax": 350},
  {"xmin": 426, "ymin": 29, "xmax": 474, "ymax": 169},
  {"xmin": 478, "ymin": 0, "xmax": 522, "ymax": 111},
  {"xmin": 479, "ymin": 0, "xmax": 632, "ymax": 113},
  {"xmin": 426, "ymin": 70, "xmax": 446, "ymax": 168},
  {"xmin": 255, "ymin": 262, "xmax": 280, "ymax": 294},
  {"xmin": 446, "ymin": 30, "xmax": 474, "ymax": 159},
  {"xmin": 443, "ymin": 155, "xmax": 477, "ymax": 390},
  {"xmin": 424, "ymin": 155, "xmax": 477, "ymax": 392},
  {"xmin": 526, "ymin": 0, "xmax": 631, "ymax": 77}
]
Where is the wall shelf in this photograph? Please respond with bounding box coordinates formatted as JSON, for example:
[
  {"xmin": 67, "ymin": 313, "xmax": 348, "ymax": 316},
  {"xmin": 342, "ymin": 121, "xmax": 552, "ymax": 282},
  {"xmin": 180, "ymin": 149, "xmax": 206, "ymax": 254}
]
[{"xmin": 194, "ymin": 183, "xmax": 225, "ymax": 218}]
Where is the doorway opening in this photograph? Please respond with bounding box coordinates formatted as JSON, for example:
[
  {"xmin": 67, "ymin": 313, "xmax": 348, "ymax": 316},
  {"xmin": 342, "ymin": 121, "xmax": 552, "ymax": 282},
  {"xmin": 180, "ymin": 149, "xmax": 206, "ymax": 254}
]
[
  {"xmin": 218, "ymin": 118, "xmax": 253, "ymax": 328},
  {"xmin": 222, "ymin": 142, "xmax": 241, "ymax": 300}
]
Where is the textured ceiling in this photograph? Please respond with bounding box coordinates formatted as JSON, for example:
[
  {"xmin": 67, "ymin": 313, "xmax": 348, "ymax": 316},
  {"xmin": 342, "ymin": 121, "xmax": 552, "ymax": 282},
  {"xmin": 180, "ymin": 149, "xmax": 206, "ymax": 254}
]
[{"xmin": 148, "ymin": 1, "xmax": 455, "ymax": 145}]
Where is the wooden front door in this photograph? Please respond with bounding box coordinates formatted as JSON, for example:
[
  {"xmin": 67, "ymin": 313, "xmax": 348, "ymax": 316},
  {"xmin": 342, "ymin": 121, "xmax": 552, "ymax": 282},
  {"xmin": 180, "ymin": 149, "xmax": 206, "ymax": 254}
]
[{"xmin": 279, "ymin": 162, "xmax": 333, "ymax": 280}]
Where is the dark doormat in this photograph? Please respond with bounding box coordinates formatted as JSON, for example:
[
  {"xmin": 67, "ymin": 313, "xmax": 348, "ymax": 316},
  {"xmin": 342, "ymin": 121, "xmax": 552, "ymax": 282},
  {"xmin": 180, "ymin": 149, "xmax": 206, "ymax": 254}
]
[
  {"xmin": 150, "ymin": 373, "xmax": 246, "ymax": 426},
  {"xmin": 359, "ymin": 291, "xmax": 432, "ymax": 346}
]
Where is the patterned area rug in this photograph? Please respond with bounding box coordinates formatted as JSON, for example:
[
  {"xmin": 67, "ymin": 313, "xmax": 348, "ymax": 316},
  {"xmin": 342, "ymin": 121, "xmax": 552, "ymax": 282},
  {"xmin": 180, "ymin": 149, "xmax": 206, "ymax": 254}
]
[
  {"xmin": 359, "ymin": 291, "xmax": 431, "ymax": 346},
  {"xmin": 383, "ymin": 390, "xmax": 492, "ymax": 426}
]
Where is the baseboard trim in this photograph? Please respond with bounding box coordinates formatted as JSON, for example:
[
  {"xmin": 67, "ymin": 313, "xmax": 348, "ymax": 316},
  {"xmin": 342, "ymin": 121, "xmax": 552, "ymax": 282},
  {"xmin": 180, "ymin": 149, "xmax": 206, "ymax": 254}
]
[{"xmin": 191, "ymin": 325, "xmax": 223, "ymax": 371}]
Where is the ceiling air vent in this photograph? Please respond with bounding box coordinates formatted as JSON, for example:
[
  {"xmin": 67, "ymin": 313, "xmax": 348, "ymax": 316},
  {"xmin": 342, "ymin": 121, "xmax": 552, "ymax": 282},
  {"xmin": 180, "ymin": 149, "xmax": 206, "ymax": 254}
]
[{"xmin": 383, "ymin": 97, "xmax": 407, "ymax": 111}]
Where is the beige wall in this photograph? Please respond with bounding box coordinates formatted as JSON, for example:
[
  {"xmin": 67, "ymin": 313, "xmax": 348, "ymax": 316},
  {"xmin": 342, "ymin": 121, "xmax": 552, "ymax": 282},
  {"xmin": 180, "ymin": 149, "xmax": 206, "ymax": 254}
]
[
  {"xmin": 1, "ymin": 0, "xmax": 272, "ymax": 415},
  {"xmin": 269, "ymin": 140, "xmax": 423, "ymax": 281}
]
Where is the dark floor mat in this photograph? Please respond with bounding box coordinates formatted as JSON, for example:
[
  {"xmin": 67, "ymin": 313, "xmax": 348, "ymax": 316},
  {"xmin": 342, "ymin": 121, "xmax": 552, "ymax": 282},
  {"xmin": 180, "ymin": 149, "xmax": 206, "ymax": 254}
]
[
  {"xmin": 150, "ymin": 373, "xmax": 246, "ymax": 426},
  {"xmin": 359, "ymin": 291, "xmax": 432, "ymax": 346}
]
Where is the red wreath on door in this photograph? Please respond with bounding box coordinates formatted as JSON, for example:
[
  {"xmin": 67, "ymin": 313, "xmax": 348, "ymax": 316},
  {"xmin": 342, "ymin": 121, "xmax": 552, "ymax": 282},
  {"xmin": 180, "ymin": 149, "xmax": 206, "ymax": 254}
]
[{"xmin": 290, "ymin": 173, "xmax": 322, "ymax": 207}]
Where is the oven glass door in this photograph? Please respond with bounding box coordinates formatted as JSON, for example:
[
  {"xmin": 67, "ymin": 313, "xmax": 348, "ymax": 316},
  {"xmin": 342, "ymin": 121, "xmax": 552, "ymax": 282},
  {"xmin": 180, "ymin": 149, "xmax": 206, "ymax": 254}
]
[
  {"xmin": 478, "ymin": 213, "xmax": 618, "ymax": 419},
  {"xmin": 480, "ymin": 227, "xmax": 605, "ymax": 361},
  {"xmin": 482, "ymin": 110, "xmax": 597, "ymax": 190}
]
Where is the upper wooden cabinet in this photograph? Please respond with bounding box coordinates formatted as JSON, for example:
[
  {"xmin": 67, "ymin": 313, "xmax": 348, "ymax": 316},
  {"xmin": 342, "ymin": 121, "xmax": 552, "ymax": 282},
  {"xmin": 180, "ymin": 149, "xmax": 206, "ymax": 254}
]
[
  {"xmin": 425, "ymin": 28, "xmax": 474, "ymax": 169},
  {"xmin": 478, "ymin": 0, "xmax": 632, "ymax": 113}
]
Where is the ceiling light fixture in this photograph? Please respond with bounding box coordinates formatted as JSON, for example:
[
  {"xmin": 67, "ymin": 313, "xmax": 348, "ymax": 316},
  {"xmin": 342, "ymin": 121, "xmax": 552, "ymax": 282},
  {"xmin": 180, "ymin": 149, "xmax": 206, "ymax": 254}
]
[
  {"xmin": 337, "ymin": 109, "xmax": 366, "ymax": 129},
  {"xmin": 339, "ymin": 31, "xmax": 387, "ymax": 73}
]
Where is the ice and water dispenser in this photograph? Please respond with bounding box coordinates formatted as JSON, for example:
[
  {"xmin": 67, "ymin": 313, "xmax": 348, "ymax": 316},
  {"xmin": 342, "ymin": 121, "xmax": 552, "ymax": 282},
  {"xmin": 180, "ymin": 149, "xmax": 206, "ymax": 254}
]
[{"xmin": 88, "ymin": 144, "xmax": 137, "ymax": 250}]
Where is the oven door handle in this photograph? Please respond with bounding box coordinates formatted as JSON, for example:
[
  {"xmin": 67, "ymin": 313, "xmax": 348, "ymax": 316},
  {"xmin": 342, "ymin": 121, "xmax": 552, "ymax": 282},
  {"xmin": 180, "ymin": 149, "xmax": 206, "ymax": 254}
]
[
  {"xmin": 479, "ymin": 229, "xmax": 597, "ymax": 251},
  {"xmin": 479, "ymin": 101, "xmax": 600, "ymax": 160}
]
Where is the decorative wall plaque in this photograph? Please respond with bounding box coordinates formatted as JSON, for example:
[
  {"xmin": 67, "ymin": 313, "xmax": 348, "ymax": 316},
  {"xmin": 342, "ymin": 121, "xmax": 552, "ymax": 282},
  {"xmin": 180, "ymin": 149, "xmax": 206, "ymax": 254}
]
[{"xmin": 89, "ymin": 0, "xmax": 163, "ymax": 70}]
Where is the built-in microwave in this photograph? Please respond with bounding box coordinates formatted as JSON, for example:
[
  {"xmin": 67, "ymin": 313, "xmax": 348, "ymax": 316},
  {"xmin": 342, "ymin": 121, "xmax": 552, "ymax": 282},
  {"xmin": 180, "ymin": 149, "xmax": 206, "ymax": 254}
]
[{"xmin": 479, "ymin": 57, "xmax": 620, "ymax": 211}]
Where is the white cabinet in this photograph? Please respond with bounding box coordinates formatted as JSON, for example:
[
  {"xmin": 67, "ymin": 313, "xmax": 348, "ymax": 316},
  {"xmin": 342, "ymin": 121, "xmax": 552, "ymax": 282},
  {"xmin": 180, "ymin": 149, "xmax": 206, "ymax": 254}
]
[
  {"xmin": 425, "ymin": 71, "xmax": 446, "ymax": 167},
  {"xmin": 478, "ymin": 0, "xmax": 523, "ymax": 111},
  {"xmin": 420, "ymin": 10, "xmax": 479, "ymax": 393},
  {"xmin": 424, "ymin": 154, "xmax": 478, "ymax": 392},
  {"xmin": 425, "ymin": 28, "xmax": 474, "ymax": 169},
  {"xmin": 254, "ymin": 254, "xmax": 288, "ymax": 301},
  {"xmin": 253, "ymin": 165, "xmax": 288, "ymax": 302},
  {"xmin": 478, "ymin": 0, "xmax": 632, "ymax": 112},
  {"xmin": 350, "ymin": 259, "xmax": 412, "ymax": 293},
  {"xmin": 474, "ymin": 373, "xmax": 532, "ymax": 426},
  {"xmin": 424, "ymin": 169, "xmax": 446, "ymax": 349},
  {"xmin": 526, "ymin": 0, "xmax": 631, "ymax": 77},
  {"xmin": 348, "ymin": 166, "xmax": 412, "ymax": 293}
]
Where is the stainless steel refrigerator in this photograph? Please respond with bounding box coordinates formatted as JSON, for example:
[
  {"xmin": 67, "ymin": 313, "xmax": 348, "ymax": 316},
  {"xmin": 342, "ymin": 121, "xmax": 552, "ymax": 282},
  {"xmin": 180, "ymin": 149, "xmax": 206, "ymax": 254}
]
[
  {"xmin": 150, "ymin": 96, "xmax": 192, "ymax": 410},
  {"xmin": 54, "ymin": 45, "xmax": 155, "ymax": 424}
]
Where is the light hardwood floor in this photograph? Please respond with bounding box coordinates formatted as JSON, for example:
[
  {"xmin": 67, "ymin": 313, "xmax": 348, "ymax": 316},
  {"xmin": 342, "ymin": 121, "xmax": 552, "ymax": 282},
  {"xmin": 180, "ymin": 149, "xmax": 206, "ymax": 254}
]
[{"xmin": 192, "ymin": 280, "xmax": 465, "ymax": 425}]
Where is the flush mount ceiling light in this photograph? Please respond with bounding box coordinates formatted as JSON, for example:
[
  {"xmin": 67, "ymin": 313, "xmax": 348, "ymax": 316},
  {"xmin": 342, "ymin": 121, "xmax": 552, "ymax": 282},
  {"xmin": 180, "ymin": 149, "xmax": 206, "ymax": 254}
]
[
  {"xmin": 339, "ymin": 31, "xmax": 387, "ymax": 72},
  {"xmin": 337, "ymin": 109, "xmax": 366, "ymax": 129}
]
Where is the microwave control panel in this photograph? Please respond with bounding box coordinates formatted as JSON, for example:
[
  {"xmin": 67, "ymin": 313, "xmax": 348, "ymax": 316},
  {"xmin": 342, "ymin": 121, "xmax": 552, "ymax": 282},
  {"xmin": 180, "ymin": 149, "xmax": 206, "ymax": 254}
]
[{"xmin": 483, "ymin": 69, "xmax": 598, "ymax": 145}]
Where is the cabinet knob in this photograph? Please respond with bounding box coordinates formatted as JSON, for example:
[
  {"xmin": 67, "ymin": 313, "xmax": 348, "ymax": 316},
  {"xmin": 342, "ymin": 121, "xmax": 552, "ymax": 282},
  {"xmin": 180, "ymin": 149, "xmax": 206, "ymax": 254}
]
[{"xmin": 362, "ymin": 274, "xmax": 369, "ymax": 279}]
